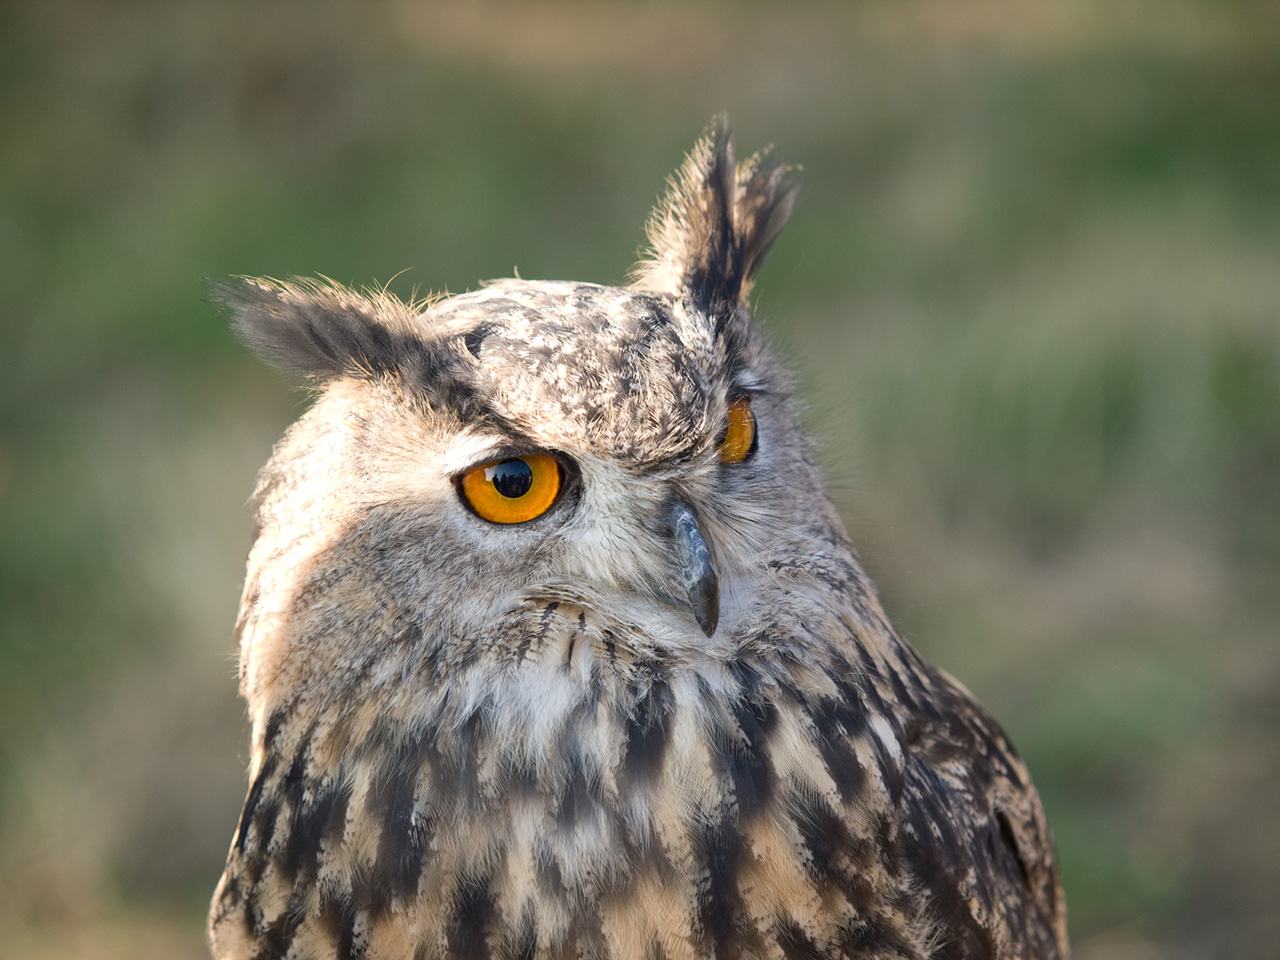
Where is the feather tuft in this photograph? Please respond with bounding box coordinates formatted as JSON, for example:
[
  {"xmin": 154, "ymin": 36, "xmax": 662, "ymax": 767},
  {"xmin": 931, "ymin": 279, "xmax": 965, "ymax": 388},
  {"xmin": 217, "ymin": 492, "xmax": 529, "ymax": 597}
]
[{"xmin": 629, "ymin": 114, "xmax": 802, "ymax": 316}]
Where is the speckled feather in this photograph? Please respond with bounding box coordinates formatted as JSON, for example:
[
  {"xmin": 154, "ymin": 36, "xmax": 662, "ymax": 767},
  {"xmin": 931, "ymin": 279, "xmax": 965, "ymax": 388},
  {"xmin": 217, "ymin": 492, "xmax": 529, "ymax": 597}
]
[{"xmin": 209, "ymin": 117, "xmax": 1068, "ymax": 960}]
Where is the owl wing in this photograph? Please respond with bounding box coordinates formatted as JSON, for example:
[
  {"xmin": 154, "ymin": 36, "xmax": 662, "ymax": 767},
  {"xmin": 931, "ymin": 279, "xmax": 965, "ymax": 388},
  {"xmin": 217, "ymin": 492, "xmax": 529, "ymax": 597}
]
[{"xmin": 893, "ymin": 666, "xmax": 1069, "ymax": 960}]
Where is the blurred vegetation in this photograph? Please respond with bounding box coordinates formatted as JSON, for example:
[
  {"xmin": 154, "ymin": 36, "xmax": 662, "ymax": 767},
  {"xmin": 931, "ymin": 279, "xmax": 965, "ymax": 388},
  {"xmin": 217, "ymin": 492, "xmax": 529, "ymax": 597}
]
[{"xmin": 2, "ymin": 1, "xmax": 1278, "ymax": 957}]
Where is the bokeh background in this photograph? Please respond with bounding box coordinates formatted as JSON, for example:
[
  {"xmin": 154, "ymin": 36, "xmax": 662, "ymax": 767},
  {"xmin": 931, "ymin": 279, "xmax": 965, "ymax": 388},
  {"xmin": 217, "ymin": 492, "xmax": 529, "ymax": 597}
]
[{"xmin": 3, "ymin": 1, "xmax": 1278, "ymax": 957}]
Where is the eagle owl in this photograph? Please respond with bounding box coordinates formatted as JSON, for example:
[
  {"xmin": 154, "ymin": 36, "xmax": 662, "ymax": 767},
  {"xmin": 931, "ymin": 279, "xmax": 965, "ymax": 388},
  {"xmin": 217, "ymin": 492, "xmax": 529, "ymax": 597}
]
[{"xmin": 210, "ymin": 119, "xmax": 1068, "ymax": 960}]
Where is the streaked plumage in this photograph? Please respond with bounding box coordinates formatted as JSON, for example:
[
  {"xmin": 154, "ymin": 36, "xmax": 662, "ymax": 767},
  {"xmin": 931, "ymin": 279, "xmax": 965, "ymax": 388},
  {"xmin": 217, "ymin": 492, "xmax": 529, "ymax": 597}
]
[{"xmin": 209, "ymin": 117, "xmax": 1067, "ymax": 960}]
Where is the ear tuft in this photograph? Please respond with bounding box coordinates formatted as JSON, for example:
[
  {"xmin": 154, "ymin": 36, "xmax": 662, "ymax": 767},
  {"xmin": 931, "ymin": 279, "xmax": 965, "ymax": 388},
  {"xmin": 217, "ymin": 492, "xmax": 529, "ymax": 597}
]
[
  {"xmin": 213, "ymin": 276, "xmax": 418, "ymax": 380},
  {"xmin": 630, "ymin": 115, "xmax": 802, "ymax": 315}
]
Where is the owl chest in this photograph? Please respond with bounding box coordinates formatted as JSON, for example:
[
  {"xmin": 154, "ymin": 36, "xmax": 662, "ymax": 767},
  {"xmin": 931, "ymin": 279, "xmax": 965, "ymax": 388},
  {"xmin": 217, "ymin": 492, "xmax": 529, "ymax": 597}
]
[{"xmin": 213, "ymin": 695, "xmax": 915, "ymax": 960}]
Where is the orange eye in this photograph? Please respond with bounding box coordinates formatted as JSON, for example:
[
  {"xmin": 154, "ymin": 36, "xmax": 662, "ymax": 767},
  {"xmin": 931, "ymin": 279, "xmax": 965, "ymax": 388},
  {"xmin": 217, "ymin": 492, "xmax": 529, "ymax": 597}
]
[
  {"xmin": 459, "ymin": 453, "xmax": 562, "ymax": 524},
  {"xmin": 718, "ymin": 397, "xmax": 757, "ymax": 464}
]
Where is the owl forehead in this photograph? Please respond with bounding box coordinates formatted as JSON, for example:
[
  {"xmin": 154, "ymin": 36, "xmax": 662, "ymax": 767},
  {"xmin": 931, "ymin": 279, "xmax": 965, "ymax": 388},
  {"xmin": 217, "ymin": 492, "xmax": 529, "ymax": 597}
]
[{"xmin": 428, "ymin": 280, "xmax": 727, "ymax": 463}]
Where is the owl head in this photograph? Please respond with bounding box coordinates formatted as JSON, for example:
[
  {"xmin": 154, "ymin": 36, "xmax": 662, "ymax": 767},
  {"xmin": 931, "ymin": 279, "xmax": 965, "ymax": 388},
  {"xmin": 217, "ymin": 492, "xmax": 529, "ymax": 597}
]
[{"xmin": 219, "ymin": 119, "xmax": 869, "ymax": 735}]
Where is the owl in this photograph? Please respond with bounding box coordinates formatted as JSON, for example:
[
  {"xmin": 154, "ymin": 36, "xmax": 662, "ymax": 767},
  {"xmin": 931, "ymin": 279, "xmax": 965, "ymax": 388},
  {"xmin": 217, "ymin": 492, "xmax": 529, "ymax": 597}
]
[{"xmin": 209, "ymin": 118, "xmax": 1068, "ymax": 960}]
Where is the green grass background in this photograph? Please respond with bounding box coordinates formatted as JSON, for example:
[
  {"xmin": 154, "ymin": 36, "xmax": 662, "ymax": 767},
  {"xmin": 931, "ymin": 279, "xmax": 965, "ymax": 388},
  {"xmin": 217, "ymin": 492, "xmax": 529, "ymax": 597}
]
[{"xmin": 2, "ymin": 1, "xmax": 1278, "ymax": 957}]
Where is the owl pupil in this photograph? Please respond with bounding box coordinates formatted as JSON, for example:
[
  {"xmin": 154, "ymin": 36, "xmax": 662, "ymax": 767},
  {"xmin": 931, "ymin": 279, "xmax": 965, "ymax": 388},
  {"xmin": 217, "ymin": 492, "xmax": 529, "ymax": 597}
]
[{"xmin": 489, "ymin": 459, "xmax": 534, "ymax": 499}]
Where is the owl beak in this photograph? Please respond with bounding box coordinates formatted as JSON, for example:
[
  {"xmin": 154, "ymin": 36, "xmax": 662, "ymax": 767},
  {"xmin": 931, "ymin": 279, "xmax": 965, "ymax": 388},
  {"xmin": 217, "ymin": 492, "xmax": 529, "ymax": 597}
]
[{"xmin": 666, "ymin": 498, "xmax": 720, "ymax": 637}]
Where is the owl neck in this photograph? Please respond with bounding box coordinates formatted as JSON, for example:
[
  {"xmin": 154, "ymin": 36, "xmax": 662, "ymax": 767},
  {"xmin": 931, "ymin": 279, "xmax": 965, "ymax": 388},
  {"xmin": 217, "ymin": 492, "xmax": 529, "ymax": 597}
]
[{"xmin": 213, "ymin": 539, "xmax": 938, "ymax": 958}]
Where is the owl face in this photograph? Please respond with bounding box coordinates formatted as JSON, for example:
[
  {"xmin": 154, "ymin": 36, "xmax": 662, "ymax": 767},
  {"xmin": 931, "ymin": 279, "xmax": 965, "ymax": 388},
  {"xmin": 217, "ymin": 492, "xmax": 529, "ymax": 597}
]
[
  {"xmin": 222, "ymin": 119, "xmax": 825, "ymax": 721},
  {"xmin": 425, "ymin": 280, "xmax": 784, "ymax": 630}
]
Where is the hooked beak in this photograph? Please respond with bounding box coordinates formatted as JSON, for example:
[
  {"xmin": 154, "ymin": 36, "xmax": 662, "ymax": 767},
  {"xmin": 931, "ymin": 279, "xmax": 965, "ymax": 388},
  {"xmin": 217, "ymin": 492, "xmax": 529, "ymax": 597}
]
[{"xmin": 666, "ymin": 497, "xmax": 720, "ymax": 637}]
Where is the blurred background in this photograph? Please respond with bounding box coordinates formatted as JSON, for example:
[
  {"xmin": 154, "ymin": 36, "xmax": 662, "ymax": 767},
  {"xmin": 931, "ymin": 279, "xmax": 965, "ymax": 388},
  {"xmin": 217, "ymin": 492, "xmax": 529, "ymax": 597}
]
[{"xmin": 2, "ymin": 1, "xmax": 1278, "ymax": 957}]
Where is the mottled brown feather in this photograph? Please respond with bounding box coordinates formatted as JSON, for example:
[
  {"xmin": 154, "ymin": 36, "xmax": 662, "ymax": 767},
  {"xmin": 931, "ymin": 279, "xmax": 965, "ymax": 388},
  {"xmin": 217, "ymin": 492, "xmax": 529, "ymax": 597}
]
[{"xmin": 209, "ymin": 121, "xmax": 1066, "ymax": 960}]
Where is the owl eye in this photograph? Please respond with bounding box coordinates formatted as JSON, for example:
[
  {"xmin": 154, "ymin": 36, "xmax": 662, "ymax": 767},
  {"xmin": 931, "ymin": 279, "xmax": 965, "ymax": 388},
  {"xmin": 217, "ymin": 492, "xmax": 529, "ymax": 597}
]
[
  {"xmin": 459, "ymin": 453, "xmax": 563, "ymax": 524},
  {"xmin": 717, "ymin": 396, "xmax": 757, "ymax": 464}
]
